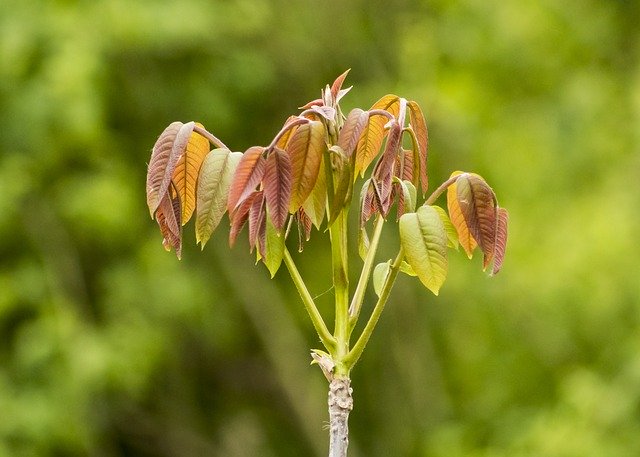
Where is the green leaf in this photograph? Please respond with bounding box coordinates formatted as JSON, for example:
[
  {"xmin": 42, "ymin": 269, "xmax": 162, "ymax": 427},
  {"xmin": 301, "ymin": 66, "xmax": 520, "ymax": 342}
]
[
  {"xmin": 399, "ymin": 205, "xmax": 448, "ymax": 295},
  {"xmin": 399, "ymin": 261, "xmax": 417, "ymax": 277},
  {"xmin": 431, "ymin": 205, "xmax": 459, "ymax": 250},
  {"xmin": 393, "ymin": 177, "xmax": 417, "ymax": 215},
  {"xmin": 195, "ymin": 149, "xmax": 242, "ymax": 248},
  {"xmin": 262, "ymin": 214, "xmax": 285, "ymax": 278},
  {"xmin": 358, "ymin": 226, "xmax": 370, "ymax": 261},
  {"xmin": 373, "ymin": 261, "xmax": 391, "ymax": 297}
]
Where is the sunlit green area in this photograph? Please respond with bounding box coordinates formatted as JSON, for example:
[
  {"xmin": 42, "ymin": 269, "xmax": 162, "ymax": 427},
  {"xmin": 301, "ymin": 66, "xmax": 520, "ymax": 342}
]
[{"xmin": 1, "ymin": 0, "xmax": 639, "ymax": 456}]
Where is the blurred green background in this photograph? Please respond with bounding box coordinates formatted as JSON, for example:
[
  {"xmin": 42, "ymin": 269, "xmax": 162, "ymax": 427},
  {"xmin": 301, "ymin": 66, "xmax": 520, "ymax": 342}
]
[{"xmin": 1, "ymin": 0, "xmax": 640, "ymax": 456}]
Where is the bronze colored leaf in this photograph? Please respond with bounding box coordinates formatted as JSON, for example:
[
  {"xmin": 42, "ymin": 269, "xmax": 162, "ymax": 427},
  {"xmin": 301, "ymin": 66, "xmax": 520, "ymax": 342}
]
[
  {"xmin": 338, "ymin": 108, "xmax": 369, "ymax": 157},
  {"xmin": 156, "ymin": 185, "xmax": 182, "ymax": 259},
  {"xmin": 264, "ymin": 148, "xmax": 292, "ymax": 232},
  {"xmin": 147, "ymin": 121, "xmax": 186, "ymax": 217},
  {"xmin": 447, "ymin": 171, "xmax": 478, "ymax": 258},
  {"xmin": 456, "ymin": 173, "xmax": 498, "ymax": 267},
  {"xmin": 407, "ymin": 101, "xmax": 429, "ymax": 193},
  {"xmin": 330, "ymin": 69, "xmax": 351, "ymax": 102},
  {"xmin": 491, "ymin": 207, "xmax": 509, "ymax": 275},
  {"xmin": 229, "ymin": 190, "xmax": 261, "ymax": 247},
  {"xmin": 302, "ymin": 154, "xmax": 327, "ymax": 229},
  {"xmin": 287, "ymin": 120, "xmax": 325, "ymax": 213},
  {"xmin": 227, "ymin": 146, "xmax": 266, "ymax": 215},
  {"xmin": 172, "ymin": 122, "xmax": 209, "ymax": 224},
  {"xmin": 276, "ymin": 116, "xmax": 299, "ymax": 149},
  {"xmin": 355, "ymin": 94, "xmax": 400, "ymax": 176},
  {"xmin": 248, "ymin": 191, "xmax": 266, "ymax": 253}
]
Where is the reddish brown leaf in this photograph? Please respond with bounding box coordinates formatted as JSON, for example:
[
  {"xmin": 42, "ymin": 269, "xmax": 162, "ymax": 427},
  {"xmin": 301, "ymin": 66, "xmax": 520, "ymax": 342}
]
[
  {"xmin": 264, "ymin": 148, "xmax": 292, "ymax": 232},
  {"xmin": 287, "ymin": 120, "xmax": 325, "ymax": 213},
  {"xmin": 355, "ymin": 94, "xmax": 400, "ymax": 176},
  {"xmin": 400, "ymin": 148, "xmax": 414, "ymax": 183},
  {"xmin": 147, "ymin": 121, "xmax": 184, "ymax": 217},
  {"xmin": 296, "ymin": 209, "xmax": 313, "ymax": 252},
  {"xmin": 456, "ymin": 174, "xmax": 498, "ymax": 267},
  {"xmin": 491, "ymin": 207, "xmax": 509, "ymax": 275},
  {"xmin": 227, "ymin": 146, "xmax": 266, "ymax": 214},
  {"xmin": 156, "ymin": 185, "xmax": 182, "ymax": 259},
  {"xmin": 229, "ymin": 191, "xmax": 261, "ymax": 247},
  {"xmin": 359, "ymin": 179, "xmax": 378, "ymax": 225},
  {"xmin": 372, "ymin": 122, "xmax": 402, "ymax": 216},
  {"xmin": 172, "ymin": 123, "xmax": 209, "ymax": 224},
  {"xmin": 338, "ymin": 108, "xmax": 369, "ymax": 157},
  {"xmin": 248, "ymin": 191, "xmax": 266, "ymax": 253},
  {"xmin": 330, "ymin": 69, "xmax": 351, "ymax": 102},
  {"xmin": 408, "ymin": 100, "xmax": 429, "ymax": 193},
  {"xmin": 275, "ymin": 116, "xmax": 299, "ymax": 149}
]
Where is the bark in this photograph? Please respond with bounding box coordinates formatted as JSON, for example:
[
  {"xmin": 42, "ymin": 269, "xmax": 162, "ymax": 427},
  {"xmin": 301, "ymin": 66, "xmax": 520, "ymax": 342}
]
[{"xmin": 328, "ymin": 377, "xmax": 353, "ymax": 457}]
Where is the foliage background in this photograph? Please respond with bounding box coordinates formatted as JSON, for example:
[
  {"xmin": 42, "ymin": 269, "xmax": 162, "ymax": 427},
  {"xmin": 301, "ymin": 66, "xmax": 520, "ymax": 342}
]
[{"xmin": 1, "ymin": 0, "xmax": 639, "ymax": 456}]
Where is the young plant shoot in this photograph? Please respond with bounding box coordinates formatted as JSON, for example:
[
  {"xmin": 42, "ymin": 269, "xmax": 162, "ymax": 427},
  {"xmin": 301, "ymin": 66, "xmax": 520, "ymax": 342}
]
[{"xmin": 145, "ymin": 71, "xmax": 508, "ymax": 456}]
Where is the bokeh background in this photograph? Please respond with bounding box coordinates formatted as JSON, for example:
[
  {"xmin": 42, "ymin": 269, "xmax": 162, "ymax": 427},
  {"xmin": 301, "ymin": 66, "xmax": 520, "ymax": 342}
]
[{"xmin": 2, "ymin": 0, "xmax": 640, "ymax": 456}]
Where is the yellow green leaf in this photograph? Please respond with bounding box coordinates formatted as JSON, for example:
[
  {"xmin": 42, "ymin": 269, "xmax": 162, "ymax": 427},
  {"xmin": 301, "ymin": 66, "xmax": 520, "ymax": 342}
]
[
  {"xmin": 447, "ymin": 171, "xmax": 478, "ymax": 258},
  {"xmin": 399, "ymin": 205, "xmax": 448, "ymax": 295},
  {"xmin": 432, "ymin": 205, "xmax": 459, "ymax": 250},
  {"xmin": 373, "ymin": 261, "xmax": 391, "ymax": 298},
  {"xmin": 172, "ymin": 122, "xmax": 209, "ymax": 224},
  {"xmin": 262, "ymin": 213, "xmax": 285, "ymax": 278},
  {"xmin": 195, "ymin": 149, "xmax": 242, "ymax": 248}
]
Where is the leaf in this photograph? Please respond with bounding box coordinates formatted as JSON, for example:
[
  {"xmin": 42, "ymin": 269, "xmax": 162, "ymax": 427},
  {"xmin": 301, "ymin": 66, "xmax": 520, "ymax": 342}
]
[
  {"xmin": 287, "ymin": 120, "xmax": 325, "ymax": 213},
  {"xmin": 276, "ymin": 116, "xmax": 299, "ymax": 149},
  {"xmin": 399, "ymin": 261, "xmax": 417, "ymax": 277},
  {"xmin": 338, "ymin": 108, "xmax": 369, "ymax": 157},
  {"xmin": 447, "ymin": 171, "xmax": 478, "ymax": 258},
  {"xmin": 358, "ymin": 226, "xmax": 370, "ymax": 261},
  {"xmin": 372, "ymin": 121, "xmax": 402, "ymax": 216},
  {"xmin": 431, "ymin": 205, "xmax": 459, "ymax": 250},
  {"xmin": 248, "ymin": 191, "xmax": 266, "ymax": 252},
  {"xmin": 264, "ymin": 148, "xmax": 292, "ymax": 232},
  {"xmin": 295, "ymin": 208, "xmax": 313, "ymax": 251},
  {"xmin": 393, "ymin": 178, "xmax": 417, "ymax": 217},
  {"xmin": 302, "ymin": 154, "xmax": 327, "ymax": 229},
  {"xmin": 455, "ymin": 173, "xmax": 498, "ymax": 268},
  {"xmin": 261, "ymin": 213, "xmax": 285, "ymax": 278},
  {"xmin": 359, "ymin": 178, "xmax": 377, "ymax": 225},
  {"xmin": 156, "ymin": 185, "xmax": 182, "ymax": 259},
  {"xmin": 373, "ymin": 261, "xmax": 391, "ymax": 298},
  {"xmin": 355, "ymin": 94, "xmax": 400, "ymax": 177},
  {"xmin": 146, "ymin": 121, "xmax": 191, "ymax": 217},
  {"xmin": 172, "ymin": 123, "xmax": 209, "ymax": 224},
  {"xmin": 227, "ymin": 146, "xmax": 266, "ymax": 214},
  {"xmin": 491, "ymin": 207, "xmax": 509, "ymax": 275},
  {"xmin": 399, "ymin": 205, "xmax": 448, "ymax": 295},
  {"xmin": 330, "ymin": 69, "xmax": 351, "ymax": 102},
  {"xmin": 229, "ymin": 191, "xmax": 261, "ymax": 247},
  {"xmin": 407, "ymin": 100, "xmax": 429, "ymax": 193},
  {"xmin": 328, "ymin": 146, "xmax": 354, "ymax": 224},
  {"xmin": 195, "ymin": 149, "xmax": 242, "ymax": 248}
]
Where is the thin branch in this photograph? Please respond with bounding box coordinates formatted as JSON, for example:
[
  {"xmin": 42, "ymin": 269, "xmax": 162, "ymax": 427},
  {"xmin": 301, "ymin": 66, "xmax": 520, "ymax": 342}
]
[
  {"xmin": 348, "ymin": 214, "xmax": 385, "ymax": 330},
  {"xmin": 343, "ymin": 247, "xmax": 404, "ymax": 369},
  {"xmin": 193, "ymin": 124, "xmax": 228, "ymax": 150},
  {"xmin": 424, "ymin": 173, "xmax": 466, "ymax": 206},
  {"xmin": 283, "ymin": 248, "xmax": 336, "ymax": 352},
  {"xmin": 267, "ymin": 117, "xmax": 310, "ymax": 151}
]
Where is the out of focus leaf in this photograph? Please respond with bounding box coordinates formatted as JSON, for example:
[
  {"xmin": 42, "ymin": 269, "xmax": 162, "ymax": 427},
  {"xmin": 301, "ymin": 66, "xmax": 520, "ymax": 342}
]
[
  {"xmin": 355, "ymin": 94, "xmax": 400, "ymax": 176},
  {"xmin": 399, "ymin": 205, "xmax": 448, "ymax": 295},
  {"xmin": 287, "ymin": 120, "xmax": 325, "ymax": 213},
  {"xmin": 195, "ymin": 149, "xmax": 242, "ymax": 248},
  {"xmin": 264, "ymin": 148, "xmax": 292, "ymax": 232},
  {"xmin": 447, "ymin": 171, "xmax": 478, "ymax": 258},
  {"xmin": 407, "ymin": 101, "xmax": 429, "ymax": 193},
  {"xmin": 491, "ymin": 207, "xmax": 509, "ymax": 275},
  {"xmin": 227, "ymin": 146, "xmax": 266, "ymax": 214},
  {"xmin": 456, "ymin": 173, "xmax": 498, "ymax": 268},
  {"xmin": 302, "ymin": 155, "xmax": 327, "ymax": 229},
  {"xmin": 172, "ymin": 123, "xmax": 209, "ymax": 224},
  {"xmin": 328, "ymin": 146, "xmax": 353, "ymax": 224},
  {"xmin": 373, "ymin": 261, "xmax": 391, "ymax": 298}
]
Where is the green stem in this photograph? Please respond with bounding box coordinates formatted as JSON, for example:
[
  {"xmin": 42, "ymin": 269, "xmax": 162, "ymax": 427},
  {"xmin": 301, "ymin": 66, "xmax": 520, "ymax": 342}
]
[
  {"xmin": 330, "ymin": 212, "xmax": 350, "ymax": 375},
  {"xmin": 283, "ymin": 248, "xmax": 336, "ymax": 352},
  {"xmin": 348, "ymin": 215, "xmax": 385, "ymax": 331},
  {"xmin": 343, "ymin": 247, "xmax": 404, "ymax": 369}
]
